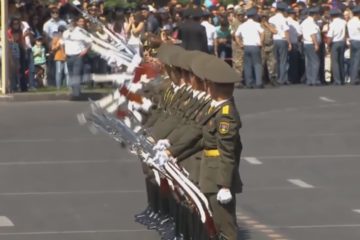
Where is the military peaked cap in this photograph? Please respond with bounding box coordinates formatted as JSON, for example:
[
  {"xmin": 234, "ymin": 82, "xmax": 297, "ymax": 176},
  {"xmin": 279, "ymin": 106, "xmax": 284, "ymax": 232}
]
[{"xmin": 192, "ymin": 55, "xmax": 240, "ymax": 83}]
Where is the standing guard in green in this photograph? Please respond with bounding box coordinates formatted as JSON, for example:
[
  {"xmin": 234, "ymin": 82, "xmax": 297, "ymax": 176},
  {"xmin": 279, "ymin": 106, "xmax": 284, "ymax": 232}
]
[{"xmin": 194, "ymin": 55, "xmax": 243, "ymax": 240}]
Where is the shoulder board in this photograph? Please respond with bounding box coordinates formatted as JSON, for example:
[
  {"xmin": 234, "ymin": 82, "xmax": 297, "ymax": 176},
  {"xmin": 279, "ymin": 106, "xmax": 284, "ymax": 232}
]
[{"xmin": 222, "ymin": 105, "xmax": 229, "ymax": 115}]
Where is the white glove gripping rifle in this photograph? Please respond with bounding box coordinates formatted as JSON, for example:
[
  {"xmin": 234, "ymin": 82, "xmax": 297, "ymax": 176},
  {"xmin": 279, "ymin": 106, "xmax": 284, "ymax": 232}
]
[{"xmin": 78, "ymin": 102, "xmax": 217, "ymax": 238}]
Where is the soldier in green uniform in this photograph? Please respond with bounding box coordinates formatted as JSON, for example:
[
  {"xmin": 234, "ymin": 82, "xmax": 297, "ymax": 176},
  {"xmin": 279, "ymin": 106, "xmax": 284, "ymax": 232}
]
[
  {"xmin": 230, "ymin": 7, "xmax": 245, "ymax": 87},
  {"xmin": 260, "ymin": 10, "xmax": 278, "ymax": 86},
  {"xmin": 193, "ymin": 55, "xmax": 243, "ymax": 240}
]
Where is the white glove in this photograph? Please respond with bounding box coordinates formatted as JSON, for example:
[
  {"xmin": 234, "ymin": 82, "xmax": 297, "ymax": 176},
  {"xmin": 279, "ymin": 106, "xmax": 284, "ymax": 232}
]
[
  {"xmin": 153, "ymin": 139, "xmax": 171, "ymax": 151},
  {"xmin": 141, "ymin": 98, "xmax": 153, "ymax": 112},
  {"xmin": 129, "ymin": 82, "xmax": 143, "ymax": 93},
  {"xmin": 217, "ymin": 188, "xmax": 232, "ymax": 204},
  {"xmin": 156, "ymin": 150, "xmax": 170, "ymax": 167}
]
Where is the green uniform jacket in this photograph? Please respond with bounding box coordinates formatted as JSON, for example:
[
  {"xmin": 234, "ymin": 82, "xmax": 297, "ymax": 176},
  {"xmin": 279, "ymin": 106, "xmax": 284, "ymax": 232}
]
[{"xmin": 199, "ymin": 98, "xmax": 243, "ymax": 194}]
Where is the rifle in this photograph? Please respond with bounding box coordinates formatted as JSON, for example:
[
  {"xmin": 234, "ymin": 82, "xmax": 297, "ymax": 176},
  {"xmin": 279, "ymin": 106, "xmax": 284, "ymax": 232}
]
[
  {"xmin": 68, "ymin": 2, "xmax": 135, "ymax": 57},
  {"xmin": 79, "ymin": 101, "xmax": 217, "ymax": 238}
]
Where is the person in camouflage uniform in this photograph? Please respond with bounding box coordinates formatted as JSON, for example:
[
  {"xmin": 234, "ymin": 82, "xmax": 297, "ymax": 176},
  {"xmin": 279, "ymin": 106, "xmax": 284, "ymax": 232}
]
[
  {"xmin": 260, "ymin": 10, "xmax": 278, "ymax": 86},
  {"xmin": 230, "ymin": 8, "xmax": 245, "ymax": 86}
]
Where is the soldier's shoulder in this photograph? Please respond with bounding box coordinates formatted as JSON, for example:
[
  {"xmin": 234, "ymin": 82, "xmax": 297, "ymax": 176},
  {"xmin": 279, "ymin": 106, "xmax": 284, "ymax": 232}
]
[{"xmin": 218, "ymin": 103, "xmax": 242, "ymax": 127}]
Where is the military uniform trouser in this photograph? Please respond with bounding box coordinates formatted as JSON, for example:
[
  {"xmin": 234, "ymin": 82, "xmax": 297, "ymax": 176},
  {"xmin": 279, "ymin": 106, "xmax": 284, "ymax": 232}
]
[
  {"xmin": 274, "ymin": 40, "xmax": 289, "ymax": 84},
  {"xmin": 304, "ymin": 44, "xmax": 321, "ymax": 85},
  {"xmin": 330, "ymin": 41, "xmax": 346, "ymax": 84},
  {"xmin": 232, "ymin": 45, "xmax": 244, "ymax": 81},
  {"xmin": 207, "ymin": 193, "xmax": 237, "ymax": 240},
  {"xmin": 244, "ymin": 46, "xmax": 263, "ymax": 87},
  {"xmin": 262, "ymin": 49, "xmax": 277, "ymax": 83},
  {"xmin": 350, "ymin": 40, "xmax": 360, "ymax": 84}
]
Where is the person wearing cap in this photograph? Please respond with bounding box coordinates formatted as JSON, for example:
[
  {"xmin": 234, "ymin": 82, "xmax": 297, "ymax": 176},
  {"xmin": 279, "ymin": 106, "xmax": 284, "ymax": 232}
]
[
  {"xmin": 347, "ymin": 5, "xmax": 360, "ymax": 85},
  {"xmin": 269, "ymin": 2, "xmax": 292, "ymax": 85},
  {"xmin": 301, "ymin": 7, "xmax": 322, "ymax": 86},
  {"xmin": 327, "ymin": 8, "xmax": 347, "ymax": 85},
  {"xmin": 178, "ymin": 8, "xmax": 208, "ymax": 53},
  {"xmin": 52, "ymin": 26, "xmax": 69, "ymax": 90},
  {"xmin": 194, "ymin": 55, "xmax": 243, "ymax": 240},
  {"xmin": 235, "ymin": 8, "xmax": 265, "ymax": 88},
  {"xmin": 287, "ymin": 7, "xmax": 303, "ymax": 84},
  {"xmin": 156, "ymin": 52, "xmax": 212, "ymax": 239},
  {"xmin": 261, "ymin": 9, "xmax": 278, "ymax": 86},
  {"xmin": 63, "ymin": 15, "xmax": 92, "ymax": 97},
  {"xmin": 141, "ymin": 5, "xmax": 160, "ymax": 35},
  {"xmin": 226, "ymin": 4, "xmax": 235, "ymax": 13},
  {"xmin": 201, "ymin": 11, "xmax": 217, "ymax": 54},
  {"xmin": 231, "ymin": 7, "xmax": 246, "ymax": 86}
]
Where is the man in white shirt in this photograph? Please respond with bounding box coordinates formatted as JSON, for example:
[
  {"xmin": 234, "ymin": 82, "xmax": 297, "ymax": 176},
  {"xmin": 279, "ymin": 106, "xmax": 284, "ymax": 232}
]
[
  {"xmin": 63, "ymin": 16, "xmax": 92, "ymax": 97},
  {"xmin": 43, "ymin": 7, "xmax": 67, "ymax": 45},
  {"xmin": 269, "ymin": 2, "xmax": 291, "ymax": 85},
  {"xmin": 327, "ymin": 8, "xmax": 347, "ymax": 85},
  {"xmin": 201, "ymin": 11, "xmax": 217, "ymax": 54},
  {"xmin": 287, "ymin": 8, "xmax": 302, "ymax": 83},
  {"xmin": 301, "ymin": 7, "xmax": 322, "ymax": 86},
  {"xmin": 347, "ymin": 6, "xmax": 360, "ymax": 85},
  {"xmin": 235, "ymin": 8, "xmax": 264, "ymax": 88}
]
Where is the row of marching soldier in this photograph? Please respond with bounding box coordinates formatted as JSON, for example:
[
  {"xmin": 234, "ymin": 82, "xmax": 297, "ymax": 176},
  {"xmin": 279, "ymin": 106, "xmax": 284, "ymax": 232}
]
[{"xmin": 134, "ymin": 43, "xmax": 243, "ymax": 240}]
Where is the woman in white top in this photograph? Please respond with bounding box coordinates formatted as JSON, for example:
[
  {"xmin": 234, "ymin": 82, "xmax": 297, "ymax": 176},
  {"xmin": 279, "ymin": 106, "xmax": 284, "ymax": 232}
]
[{"xmin": 126, "ymin": 12, "xmax": 145, "ymax": 54}]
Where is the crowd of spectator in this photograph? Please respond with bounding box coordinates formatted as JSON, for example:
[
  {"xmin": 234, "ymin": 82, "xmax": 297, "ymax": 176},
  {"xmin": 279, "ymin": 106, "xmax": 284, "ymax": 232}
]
[{"xmin": 1, "ymin": 0, "xmax": 360, "ymax": 94}]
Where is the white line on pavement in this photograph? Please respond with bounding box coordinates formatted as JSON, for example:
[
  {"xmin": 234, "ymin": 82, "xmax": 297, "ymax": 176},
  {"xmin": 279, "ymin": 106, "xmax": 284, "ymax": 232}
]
[
  {"xmin": 243, "ymin": 157, "xmax": 263, "ymax": 165},
  {"xmin": 0, "ymin": 137, "xmax": 107, "ymax": 144},
  {"xmin": 0, "ymin": 190, "xmax": 145, "ymax": 196},
  {"xmin": 287, "ymin": 179, "xmax": 314, "ymax": 189},
  {"xmin": 353, "ymin": 209, "xmax": 360, "ymax": 214},
  {"xmin": 273, "ymin": 223, "xmax": 360, "ymax": 229},
  {"xmin": 319, "ymin": 96, "xmax": 336, "ymax": 103},
  {"xmin": 0, "ymin": 216, "xmax": 14, "ymax": 227},
  {"xmin": 0, "ymin": 138, "xmax": 55, "ymax": 143},
  {"xmin": 253, "ymin": 154, "xmax": 360, "ymax": 160},
  {"xmin": 0, "ymin": 159, "xmax": 135, "ymax": 166},
  {"xmin": 0, "ymin": 229, "xmax": 151, "ymax": 236}
]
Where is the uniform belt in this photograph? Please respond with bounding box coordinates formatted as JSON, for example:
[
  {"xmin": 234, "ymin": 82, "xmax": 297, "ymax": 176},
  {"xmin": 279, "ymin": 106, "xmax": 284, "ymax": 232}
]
[{"xmin": 204, "ymin": 149, "xmax": 220, "ymax": 157}]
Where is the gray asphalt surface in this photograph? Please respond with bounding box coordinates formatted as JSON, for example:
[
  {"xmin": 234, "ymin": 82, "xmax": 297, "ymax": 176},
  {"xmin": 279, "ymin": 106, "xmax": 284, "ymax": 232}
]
[{"xmin": 0, "ymin": 85, "xmax": 359, "ymax": 240}]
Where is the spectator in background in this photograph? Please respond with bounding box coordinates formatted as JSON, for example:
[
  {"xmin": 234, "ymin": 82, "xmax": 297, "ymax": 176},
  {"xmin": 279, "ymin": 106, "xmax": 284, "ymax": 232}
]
[
  {"xmin": 215, "ymin": 17, "xmax": 232, "ymax": 66},
  {"xmin": 43, "ymin": 6, "xmax": 67, "ymax": 87},
  {"xmin": 63, "ymin": 16, "xmax": 92, "ymax": 98},
  {"xmin": 287, "ymin": 7, "xmax": 302, "ymax": 84},
  {"xmin": 347, "ymin": 5, "xmax": 360, "ymax": 85},
  {"xmin": 343, "ymin": 9, "xmax": 352, "ymax": 84},
  {"xmin": 269, "ymin": 2, "xmax": 291, "ymax": 85},
  {"xmin": 126, "ymin": 12, "xmax": 145, "ymax": 54},
  {"xmin": 236, "ymin": 8, "xmax": 264, "ymax": 88},
  {"xmin": 43, "ymin": 6, "xmax": 67, "ymax": 45},
  {"xmin": 141, "ymin": 5, "xmax": 160, "ymax": 35},
  {"xmin": 9, "ymin": 30, "xmax": 21, "ymax": 92},
  {"xmin": 32, "ymin": 36, "xmax": 47, "ymax": 87},
  {"xmin": 201, "ymin": 11, "xmax": 217, "ymax": 54},
  {"xmin": 327, "ymin": 8, "xmax": 347, "ymax": 85},
  {"xmin": 178, "ymin": 9, "xmax": 208, "ymax": 53},
  {"xmin": 301, "ymin": 7, "xmax": 322, "ymax": 86},
  {"xmin": 52, "ymin": 26, "xmax": 68, "ymax": 90}
]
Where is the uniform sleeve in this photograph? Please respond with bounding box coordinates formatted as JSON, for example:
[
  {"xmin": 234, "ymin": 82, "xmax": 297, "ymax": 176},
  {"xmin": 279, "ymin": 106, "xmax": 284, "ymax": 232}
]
[{"xmin": 216, "ymin": 113, "xmax": 239, "ymax": 188}]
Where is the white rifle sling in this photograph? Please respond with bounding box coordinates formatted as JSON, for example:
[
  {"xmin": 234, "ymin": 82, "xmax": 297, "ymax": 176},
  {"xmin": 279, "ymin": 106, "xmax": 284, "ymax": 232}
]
[
  {"xmin": 167, "ymin": 162, "xmax": 213, "ymax": 217},
  {"xmin": 164, "ymin": 163, "xmax": 207, "ymax": 223}
]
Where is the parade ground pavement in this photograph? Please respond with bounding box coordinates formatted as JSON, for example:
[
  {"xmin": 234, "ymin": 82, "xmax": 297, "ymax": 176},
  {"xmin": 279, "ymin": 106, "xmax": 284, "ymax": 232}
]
[{"xmin": 0, "ymin": 85, "xmax": 359, "ymax": 240}]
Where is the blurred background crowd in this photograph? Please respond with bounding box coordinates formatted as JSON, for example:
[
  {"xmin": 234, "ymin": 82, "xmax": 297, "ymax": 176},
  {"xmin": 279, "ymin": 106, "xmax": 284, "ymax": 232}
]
[{"xmin": 0, "ymin": 0, "xmax": 360, "ymax": 93}]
